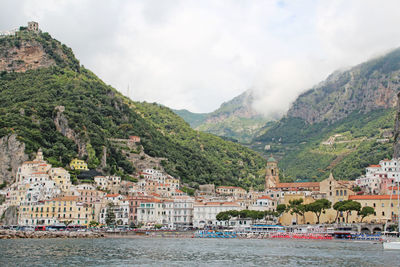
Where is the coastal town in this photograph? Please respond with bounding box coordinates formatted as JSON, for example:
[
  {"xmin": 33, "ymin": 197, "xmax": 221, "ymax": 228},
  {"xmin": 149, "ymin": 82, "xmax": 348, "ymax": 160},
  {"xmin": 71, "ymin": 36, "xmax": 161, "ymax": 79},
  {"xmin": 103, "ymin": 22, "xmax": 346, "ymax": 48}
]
[{"xmin": 1, "ymin": 142, "xmax": 400, "ymax": 235}]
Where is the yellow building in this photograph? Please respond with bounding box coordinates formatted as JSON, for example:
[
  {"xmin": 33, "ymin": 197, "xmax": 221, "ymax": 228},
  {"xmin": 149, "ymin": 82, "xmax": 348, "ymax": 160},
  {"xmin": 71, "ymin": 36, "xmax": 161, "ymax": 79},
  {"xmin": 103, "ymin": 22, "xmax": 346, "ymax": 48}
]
[
  {"xmin": 70, "ymin": 158, "xmax": 89, "ymax": 171},
  {"xmin": 348, "ymin": 195, "xmax": 399, "ymax": 224},
  {"xmin": 19, "ymin": 196, "xmax": 94, "ymax": 226},
  {"xmin": 49, "ymin": 167, "xmax": 72, "ymax": 193},
  {"xmin": 216, "ymin": 186, "xmax": 247, "ymax": 199},
  {"xmin": 319, "ymin": 173, "xmax": 355, "ymax": 203}
]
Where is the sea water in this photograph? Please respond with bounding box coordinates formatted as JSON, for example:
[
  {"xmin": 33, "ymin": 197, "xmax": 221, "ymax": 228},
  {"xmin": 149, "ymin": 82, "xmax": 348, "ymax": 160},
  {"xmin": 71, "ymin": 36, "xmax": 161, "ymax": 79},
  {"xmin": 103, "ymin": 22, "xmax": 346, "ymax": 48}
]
[{"xmin": 0, "ymin": 238, "xmax": 398, "ymax": 266}]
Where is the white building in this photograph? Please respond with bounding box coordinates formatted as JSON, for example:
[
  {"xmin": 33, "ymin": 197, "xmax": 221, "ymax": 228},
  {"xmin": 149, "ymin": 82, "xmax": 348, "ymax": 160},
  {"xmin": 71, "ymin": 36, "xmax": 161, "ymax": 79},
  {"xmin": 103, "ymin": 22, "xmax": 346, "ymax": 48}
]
[
  {"xmin": 99, "ymin": 198, "xmax": 129, "ymax": 225},
  {"xmin": 193, "ymin": 201, "xmax": 241, "ymax": 229},
  {"xmin": 171, "ymin": 196, "xmax": 194, "ymax": 229},
  {"xmin": 250, "ymin": 196, "xmax": 276, "ymax": 212},
  {"xmin": 355, "ymin": 159, "xmax": 400, "ymax": 194}
]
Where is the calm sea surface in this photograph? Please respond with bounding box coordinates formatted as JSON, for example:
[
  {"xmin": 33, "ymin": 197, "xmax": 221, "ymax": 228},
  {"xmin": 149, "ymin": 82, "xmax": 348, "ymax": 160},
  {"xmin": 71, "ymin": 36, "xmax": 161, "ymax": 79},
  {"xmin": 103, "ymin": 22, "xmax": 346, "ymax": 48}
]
[{"xmin": 0, "ymin": 237, "xmax": 398, "ymax": 266}]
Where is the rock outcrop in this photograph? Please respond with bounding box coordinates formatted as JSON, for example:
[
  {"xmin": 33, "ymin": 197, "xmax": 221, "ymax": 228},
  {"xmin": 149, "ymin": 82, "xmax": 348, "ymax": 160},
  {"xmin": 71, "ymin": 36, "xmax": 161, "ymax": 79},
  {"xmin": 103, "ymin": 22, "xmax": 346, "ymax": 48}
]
[
  {"xmin": 0, "ymin": 206, "xmax": 18, "ymax": 225},
  {"xmin": 287, "ymin": 48, "xmax": 400, "ymax": 124},
  {"xmin": 0, "ymin": 134, "xmax": 28, "ymax": 184},
  {"xmin": 53, "ymin": 106, "xmax": 87, "ymax": 158},
  {"xmin": 0, "ymin": 39, "xmax": 56, "ymax": 72},
  {"xmin": 394, "ymin": 92, "xmax": 400, "ymax": 159}
]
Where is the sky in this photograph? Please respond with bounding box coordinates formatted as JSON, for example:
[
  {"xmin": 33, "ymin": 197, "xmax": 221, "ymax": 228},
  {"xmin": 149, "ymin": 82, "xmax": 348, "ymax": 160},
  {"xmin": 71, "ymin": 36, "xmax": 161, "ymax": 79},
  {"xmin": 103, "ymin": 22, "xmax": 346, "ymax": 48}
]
[{"xmin": 1, "ymin": 0, "xmax": 400, "ymax": 116}]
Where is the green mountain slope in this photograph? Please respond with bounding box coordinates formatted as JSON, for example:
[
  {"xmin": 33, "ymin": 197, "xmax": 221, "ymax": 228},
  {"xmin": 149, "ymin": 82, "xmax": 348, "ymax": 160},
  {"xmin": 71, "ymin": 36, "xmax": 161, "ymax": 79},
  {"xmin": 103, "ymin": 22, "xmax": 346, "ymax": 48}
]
[
  {"xmin": 0, "ymin": 28, "xmax": 266, "ymax": 187},
  {"xmin": 173, "ymin": 91, "xmax": 272, "ymax": 143},
  {"xmin": 172, "ymin": 109, "xmax": 207, "ymax": 128},
  {"xmin": 253, "ymin": 48, "xmax": 400, "ymax": 181}
]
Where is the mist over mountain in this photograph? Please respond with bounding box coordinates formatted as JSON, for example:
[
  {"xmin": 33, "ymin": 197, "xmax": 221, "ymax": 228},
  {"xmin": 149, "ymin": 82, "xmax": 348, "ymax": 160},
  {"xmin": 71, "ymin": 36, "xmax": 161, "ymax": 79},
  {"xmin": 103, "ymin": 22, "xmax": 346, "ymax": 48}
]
[{"xmin": 252, "ymin": 48, "xmax": 400, "ymax": 181}]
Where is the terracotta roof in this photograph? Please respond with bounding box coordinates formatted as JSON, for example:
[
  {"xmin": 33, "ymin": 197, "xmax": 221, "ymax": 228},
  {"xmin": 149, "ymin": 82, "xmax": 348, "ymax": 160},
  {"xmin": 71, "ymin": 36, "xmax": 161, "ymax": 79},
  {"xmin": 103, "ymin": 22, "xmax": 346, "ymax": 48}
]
[
  {"xmin": 258, "ymin": 196, "xmax": 273, "ymax": 200},
  {"xmin": 368, "ymin": 165, "xmax": 381, "ymax": 168},
  {"xmin": 349, "ymin": 195, "xmax": 396, "ymax": 200},
  {"xmin": 195, "ymin": 202, "xmax": 240, "ymax": 207},
  {"xmin": 276, "ymin": 182, "xmax": 319, "ymax": 188},
  {"xmin": 23, "ymin": 161, "xmax": 41, "ymax": 164},
  {"xmin": 141, "ymin": 198, "xmax": 162, "ymax": 203},
  {"xmin": 48, "ymin": 196, "xmax": 78, "ymax": 202},
  {"xmin": 175, "ymin": 189, "xmax": 183, "ymax": 193},
  {"xmin": 386, "ymin": 186, "xmax": 400, "ymax": 190}
]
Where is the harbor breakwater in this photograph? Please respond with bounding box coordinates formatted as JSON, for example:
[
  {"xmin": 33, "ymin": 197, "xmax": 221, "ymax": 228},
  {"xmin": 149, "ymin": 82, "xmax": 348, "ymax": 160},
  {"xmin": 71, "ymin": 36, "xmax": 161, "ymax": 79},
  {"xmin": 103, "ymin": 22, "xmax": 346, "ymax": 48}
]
[{"xmin": 0, "ymin": 230, "xmax": 105, "ymax": 239}]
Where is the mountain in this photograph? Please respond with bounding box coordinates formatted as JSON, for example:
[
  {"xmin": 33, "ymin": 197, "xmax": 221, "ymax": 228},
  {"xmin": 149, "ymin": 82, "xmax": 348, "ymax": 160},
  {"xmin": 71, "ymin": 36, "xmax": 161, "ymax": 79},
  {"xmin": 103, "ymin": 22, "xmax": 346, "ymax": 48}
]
[
  {"xmin": 253, "ymin": 48, "xmax": 400, "ymax": 181},
  {"xmin": 173, "ymin": 91, "xmax": 272, "ymax": 143},
  {"xmin": 171, "ymin": 109, "xmax": 207, "ymax": 128},
  {"xmin": 0, "ymin": 26, "xmax": 266, "ymax": 188}
]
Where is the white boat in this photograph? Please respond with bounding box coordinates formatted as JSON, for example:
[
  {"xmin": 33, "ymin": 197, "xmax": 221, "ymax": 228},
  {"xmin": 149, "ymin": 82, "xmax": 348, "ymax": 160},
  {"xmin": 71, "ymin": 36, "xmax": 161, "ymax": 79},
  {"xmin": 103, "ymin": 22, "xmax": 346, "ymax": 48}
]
[
  {"xmin": 383, "ymin": 239, "xmax": 400, "ymax": 250},
  {"xmin": 383, "ymin": 182, "xmax": 400, "ymax": 250}
]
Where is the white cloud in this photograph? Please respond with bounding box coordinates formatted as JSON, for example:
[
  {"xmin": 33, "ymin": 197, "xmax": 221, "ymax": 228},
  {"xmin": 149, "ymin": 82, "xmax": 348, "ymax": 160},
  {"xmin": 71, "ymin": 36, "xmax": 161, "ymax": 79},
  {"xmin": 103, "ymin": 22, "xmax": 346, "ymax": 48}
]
[{"xmin": 1, "ymin": 0, "xmax": 400, "ymax": 114}]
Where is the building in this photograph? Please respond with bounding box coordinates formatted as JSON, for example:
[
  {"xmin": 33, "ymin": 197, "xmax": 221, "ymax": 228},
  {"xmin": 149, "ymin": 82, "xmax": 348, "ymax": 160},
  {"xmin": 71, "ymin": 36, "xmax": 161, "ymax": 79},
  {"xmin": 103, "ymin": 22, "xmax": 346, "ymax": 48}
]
[
  {"xmin": 49, "ymin": 168, "xmax": 72, "ymax": 193},
  {"xmin": 129, "ymin": 136, "xmax": 141, "ymax": 143},
  {"xmin": 355, "ymin": 159, "xmax": 400, "ymax": 194},
  {"xmin": 274, "ymin": 182, "xmax": 320, "ymax": 192},
  {"xmin": 349, "ymin": 195, "xmax": 399, "ymax": 224},
  {"xmin": 250, "ymin": 196, "xmax": 276, "ymax": 212},
  {"xmin": 99, "ymin": 199, "xmax": 130, "ymax": 226},
  {"xmin": 265, "ymin": 155, "xmax": 280, "ymax": 190},
  {"xmin": 319, "ymin": 173, "xmax": 355, "ymax": 203},
  {"xmin": 171, "ymin": 196, "xmax": 194, "ymax": 229},
  {"xmin": 136, "ymin": 198, "xmax": 164, "ymax": 226},
  {"xmin": 216, "ymin": 186, "xmax": 246, "ymax": 199},
  {"xmin": 19, "ymin": 196, "xmax": 93, "ymax": 226},
  {"xmin": 193, "ymin": 201, "xmax": 241, "ymax": 228},
  {"xmin": 27, "ymin": 21, "xmax": 39, "ymax": 32},
  {"xmin": 69, "ymin": 159, "xmax": 89, "ymax": 171},
  {"xmin": 94, "ymin": 176, "xmax": 121, "ymax": 192}
]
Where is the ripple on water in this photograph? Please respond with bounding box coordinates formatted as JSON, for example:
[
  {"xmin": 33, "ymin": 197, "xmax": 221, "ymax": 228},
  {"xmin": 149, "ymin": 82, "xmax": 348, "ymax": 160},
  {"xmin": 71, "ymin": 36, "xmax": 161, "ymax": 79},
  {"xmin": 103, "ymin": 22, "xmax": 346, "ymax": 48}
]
[{"xmin": 0, "ymin": 238, "xmax": 398, "ymax": 267}]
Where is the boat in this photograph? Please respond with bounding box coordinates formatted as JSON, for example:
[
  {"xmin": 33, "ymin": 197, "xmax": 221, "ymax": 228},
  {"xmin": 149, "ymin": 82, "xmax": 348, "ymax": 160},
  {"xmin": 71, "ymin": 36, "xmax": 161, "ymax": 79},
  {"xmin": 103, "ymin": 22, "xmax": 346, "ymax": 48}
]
[{"xmin": 383, "ymin": 182, "xmax": 400, "ymax": 250}]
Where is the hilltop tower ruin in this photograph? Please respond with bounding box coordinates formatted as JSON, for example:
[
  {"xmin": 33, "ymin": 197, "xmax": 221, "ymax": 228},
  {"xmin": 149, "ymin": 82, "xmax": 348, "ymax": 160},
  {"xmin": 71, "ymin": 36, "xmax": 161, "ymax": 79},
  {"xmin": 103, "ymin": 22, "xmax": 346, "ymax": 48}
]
[
  {"xmin": 265, "ymin": 154, "xmax": 280, "ymax": 190},
  {"xmin": 27, "ymin": 21, "xmax": 39, "ymax": 32}
]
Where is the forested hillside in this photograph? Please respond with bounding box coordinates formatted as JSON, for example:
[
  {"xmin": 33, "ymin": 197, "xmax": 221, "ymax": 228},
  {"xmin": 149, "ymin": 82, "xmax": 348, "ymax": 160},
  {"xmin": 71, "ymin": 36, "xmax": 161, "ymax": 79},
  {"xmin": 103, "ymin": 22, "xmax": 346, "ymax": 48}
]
[
  {"xmin": 253, "ymin": 48, "xmax": 400, "ymax": 181},
  {"xmin": 0, "ymin": 29, "xmax": 266, "ymax": 187},
  {"xmin": 174, "ymin": 91, "xmax": 271, "ymax": 143}
]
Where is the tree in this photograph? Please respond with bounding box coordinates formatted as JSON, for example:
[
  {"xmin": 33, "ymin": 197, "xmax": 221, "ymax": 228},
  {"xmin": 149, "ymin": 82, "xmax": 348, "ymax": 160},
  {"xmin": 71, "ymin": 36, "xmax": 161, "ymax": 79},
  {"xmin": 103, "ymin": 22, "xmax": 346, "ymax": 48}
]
[
  {"xmin": 89, "ymin": 220, "xmax": 99, "ymax": 228},
  {"xmin": 105, "ymin": 203, "xmax": 116, "ymax": 226},
  {"xmin": 216, "ymin": 211, "xmax": 231, "ymax": 222},
  {"xmin": 305, "ymin": 199, "xmax": 332, "ymax": 224},
  {"xmin": 288, "ymin": 199, "xmax": 306, "ymax": 224},
  {"xmin": 342, "ymin": 200, "xmax": 361, "ymax": 223},
  {"xmin": 276, "ymin": 204, "xmax": 287, "ymax": 216},
  {"xmin": 333, "ymin": 201, "xmax": 347, "ymax": 223},
  {"xmin": 358, "ymin": 206, "xmax": 375, "ymax": 223}
]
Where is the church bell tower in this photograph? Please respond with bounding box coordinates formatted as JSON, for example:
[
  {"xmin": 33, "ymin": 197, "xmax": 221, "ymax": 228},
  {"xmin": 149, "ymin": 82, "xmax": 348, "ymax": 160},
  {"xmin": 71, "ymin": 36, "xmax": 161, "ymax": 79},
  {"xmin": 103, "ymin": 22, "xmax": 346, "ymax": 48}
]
[{"xmin": 265, "ymin": 154, "xmax": 279, "ymax": 190}]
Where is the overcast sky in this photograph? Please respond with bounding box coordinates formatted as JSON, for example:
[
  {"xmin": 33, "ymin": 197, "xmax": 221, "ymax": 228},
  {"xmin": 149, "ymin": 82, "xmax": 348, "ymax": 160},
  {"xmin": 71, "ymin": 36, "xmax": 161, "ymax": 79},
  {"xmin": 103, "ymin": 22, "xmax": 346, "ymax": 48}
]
[{"xmin": 1, "ymin": 0, "xmax": 400, "ymax": 115}]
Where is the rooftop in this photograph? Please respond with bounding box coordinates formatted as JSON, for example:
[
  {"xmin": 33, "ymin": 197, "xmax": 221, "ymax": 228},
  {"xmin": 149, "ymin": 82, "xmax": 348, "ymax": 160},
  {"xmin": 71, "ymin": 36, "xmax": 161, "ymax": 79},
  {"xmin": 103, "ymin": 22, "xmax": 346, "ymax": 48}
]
[{"xmin": 349, "ymin": 195, "xmax": 397, "ymax": 200}]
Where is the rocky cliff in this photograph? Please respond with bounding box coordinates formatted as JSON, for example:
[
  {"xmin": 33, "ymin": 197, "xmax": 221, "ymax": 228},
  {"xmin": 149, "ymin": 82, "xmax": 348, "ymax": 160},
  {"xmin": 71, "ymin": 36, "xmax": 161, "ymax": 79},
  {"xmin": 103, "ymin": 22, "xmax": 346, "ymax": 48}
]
[
  {"xmin": 0, "ymin": 29, "xmax": 79, "ymax": 73},
  {"xmin": 288, "ymin": 48, "xmax": 400, "ymax": 124},
  {"xmin": 0, "ymin": 134, "xmax": 28, "ymax": 184},
  {"xmin": 53, "ymin": 106, "xmax": 88, "ymax": 158},
  {"xmin": 394, "ymin": 92, "xmax": 400, "ymax": 158},
  {"xmin": 0, "ymin": 38, "xmax": 56, "ymax": 72}
]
